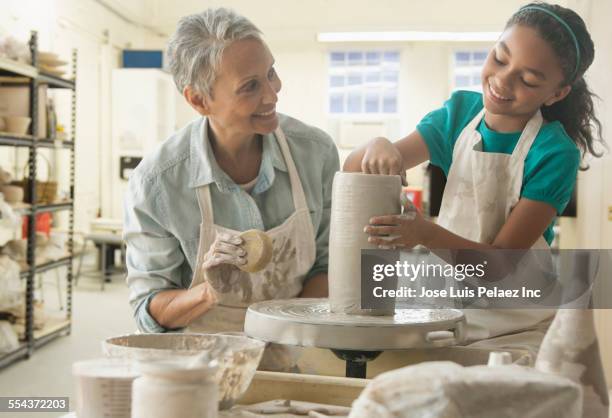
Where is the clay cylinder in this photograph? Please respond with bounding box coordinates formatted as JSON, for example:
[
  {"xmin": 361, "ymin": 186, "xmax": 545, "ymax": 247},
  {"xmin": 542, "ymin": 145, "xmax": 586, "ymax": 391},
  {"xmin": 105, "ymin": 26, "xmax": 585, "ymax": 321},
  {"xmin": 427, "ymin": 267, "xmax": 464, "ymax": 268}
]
[{"xmin": 328, "ymin": 172, "xmax": 401, "ymax": 315}]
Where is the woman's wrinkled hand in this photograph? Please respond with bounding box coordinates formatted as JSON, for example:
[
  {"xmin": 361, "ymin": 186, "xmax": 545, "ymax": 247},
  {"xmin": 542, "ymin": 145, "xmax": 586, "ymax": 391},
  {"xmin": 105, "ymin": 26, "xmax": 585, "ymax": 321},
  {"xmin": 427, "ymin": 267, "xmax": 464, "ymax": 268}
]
[
  {"xmin": 202, "ymin": 232, "xmax": 246, "ymax": 270},
  {"xmin": 361, "ymin": 137, "xmax": 406, "ymax": 183},
  {"xmin": 364, "ymin": 196, "xmax": 431, "ymax": 249}
]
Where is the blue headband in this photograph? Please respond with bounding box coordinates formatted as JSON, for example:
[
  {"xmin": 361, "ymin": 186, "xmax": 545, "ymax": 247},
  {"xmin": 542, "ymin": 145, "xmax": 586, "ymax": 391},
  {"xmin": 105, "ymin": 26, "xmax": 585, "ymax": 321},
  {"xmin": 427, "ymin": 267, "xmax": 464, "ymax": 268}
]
[{"xmin": 519, "ymin": 5, "xmax": 581, "ymax": 81}]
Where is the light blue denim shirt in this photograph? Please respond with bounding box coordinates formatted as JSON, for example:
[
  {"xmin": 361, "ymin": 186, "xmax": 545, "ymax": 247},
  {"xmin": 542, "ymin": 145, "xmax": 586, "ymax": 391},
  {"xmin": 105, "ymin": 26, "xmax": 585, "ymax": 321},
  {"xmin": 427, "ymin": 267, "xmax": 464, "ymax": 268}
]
[{"xmin": 123, "ymin": 114, "xmax": 339, "ymax": 333}]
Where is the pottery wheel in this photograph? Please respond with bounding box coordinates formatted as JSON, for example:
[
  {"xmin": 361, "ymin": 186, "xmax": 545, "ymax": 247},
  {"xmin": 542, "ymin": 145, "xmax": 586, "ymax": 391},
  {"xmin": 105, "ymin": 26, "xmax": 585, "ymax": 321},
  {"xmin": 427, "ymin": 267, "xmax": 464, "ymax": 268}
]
[{"xmin": 245, "ymin": 298, "xmax": 466, "ymax": 352}]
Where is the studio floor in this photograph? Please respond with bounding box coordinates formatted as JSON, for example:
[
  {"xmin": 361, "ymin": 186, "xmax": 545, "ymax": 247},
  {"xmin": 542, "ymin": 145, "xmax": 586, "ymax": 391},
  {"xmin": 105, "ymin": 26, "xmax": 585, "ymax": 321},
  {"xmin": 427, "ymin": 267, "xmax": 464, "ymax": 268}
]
[{"xmin": 0, "ymin": 263, "xmax": 133, "ymax": 418}]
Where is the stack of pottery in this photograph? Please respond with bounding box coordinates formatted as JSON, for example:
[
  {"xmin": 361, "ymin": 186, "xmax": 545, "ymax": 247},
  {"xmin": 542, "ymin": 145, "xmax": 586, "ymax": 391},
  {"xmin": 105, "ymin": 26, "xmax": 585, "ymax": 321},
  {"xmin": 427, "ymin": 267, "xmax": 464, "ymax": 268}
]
[{"xmin": 38, "ymin": 51, "xmax": 68, "ymax": 78}]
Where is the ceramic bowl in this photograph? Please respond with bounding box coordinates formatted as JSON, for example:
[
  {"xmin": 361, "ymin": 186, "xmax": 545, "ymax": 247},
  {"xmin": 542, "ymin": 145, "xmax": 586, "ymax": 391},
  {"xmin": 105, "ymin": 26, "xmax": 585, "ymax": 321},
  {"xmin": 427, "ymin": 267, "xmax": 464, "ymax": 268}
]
[
  {"xmin": 3, "ymin": 239, "xmax": 27, "ymax": 261},
  {"xmin": 0, "ymin": 185, "xmax": 24, "ymax": 204},
  {"xmin": 4, "ymin": 116, "xmax": 31, "ymax": 135},
  {"xmin": 102, "ymin": 333, "xmax": 265, "ymax": 410}
]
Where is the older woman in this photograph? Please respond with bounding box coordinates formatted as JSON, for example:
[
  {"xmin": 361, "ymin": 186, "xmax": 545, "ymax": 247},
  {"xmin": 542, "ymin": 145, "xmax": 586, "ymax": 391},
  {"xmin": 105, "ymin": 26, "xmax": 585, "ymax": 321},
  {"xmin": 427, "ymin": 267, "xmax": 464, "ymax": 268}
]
[{"xmin": 124, "ymin": 8, "xmax": 339, "ymax": 369}]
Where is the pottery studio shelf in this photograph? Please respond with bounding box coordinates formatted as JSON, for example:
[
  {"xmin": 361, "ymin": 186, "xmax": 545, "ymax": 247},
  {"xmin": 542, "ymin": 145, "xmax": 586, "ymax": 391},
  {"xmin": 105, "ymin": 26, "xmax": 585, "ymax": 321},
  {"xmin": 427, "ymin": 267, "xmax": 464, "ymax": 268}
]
[
  {"xmin": 0, "ymin": 57, "xmax": 75, "ymax": 90},
  {"xmin": 0, "ymin": 344, "xmax": 29, "ymax": 369},
  {"xmin": 33, "ymin": 317, "xmax": 71, "ymax": 349},
  {"xmin": 19, "ymin": 255, "xmax": 74, "ymax": 279},
  {"xmin": 0, "ymin": 31, "xmax": 77, "ymax": 369},
  {"xmin": 10, "ymin": 201, "xmax": 74, "ymax": 216},
  {"xmin": 0, "ymin": 133, "xmax": 74, "ymax": 148}
]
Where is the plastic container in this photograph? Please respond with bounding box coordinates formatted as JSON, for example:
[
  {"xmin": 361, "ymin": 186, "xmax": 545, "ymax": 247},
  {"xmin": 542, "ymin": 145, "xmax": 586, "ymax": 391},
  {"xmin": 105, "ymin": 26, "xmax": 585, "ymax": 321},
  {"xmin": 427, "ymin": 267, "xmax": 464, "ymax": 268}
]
[
  {"xmin": 132, "ymin": 360, "xmax": 218, "ymax": 418},
  {"xmin": 72, "ymin": 358, "xmax": 139, "ymax": 418}
]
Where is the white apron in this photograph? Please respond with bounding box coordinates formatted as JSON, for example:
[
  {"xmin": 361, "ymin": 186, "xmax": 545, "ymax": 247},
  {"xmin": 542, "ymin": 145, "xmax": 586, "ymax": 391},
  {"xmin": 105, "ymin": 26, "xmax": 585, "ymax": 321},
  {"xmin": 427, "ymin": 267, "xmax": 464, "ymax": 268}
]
[
  {"xmin": 436, "ymin": 108, "xmax": 555, "ymax": 358},
  {"xmin": 187, "ymin": 127, "xmax": 316, "ymax": 370}
]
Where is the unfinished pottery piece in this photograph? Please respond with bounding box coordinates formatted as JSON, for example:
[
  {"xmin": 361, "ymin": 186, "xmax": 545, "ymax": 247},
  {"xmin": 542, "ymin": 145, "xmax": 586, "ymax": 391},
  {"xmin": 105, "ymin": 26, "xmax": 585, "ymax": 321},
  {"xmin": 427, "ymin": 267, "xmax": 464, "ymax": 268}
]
[{"xmin": 328, "ymin": 172, "xmax": 402, "ymax": 315}]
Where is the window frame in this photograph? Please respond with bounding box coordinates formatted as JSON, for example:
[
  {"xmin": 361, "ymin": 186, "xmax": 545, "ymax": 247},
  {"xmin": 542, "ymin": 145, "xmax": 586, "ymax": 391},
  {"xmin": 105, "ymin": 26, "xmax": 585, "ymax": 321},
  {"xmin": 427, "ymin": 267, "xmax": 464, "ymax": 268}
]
[{"xmin": 327, "ymin": 48, "xmax": 401, "ymax": 118}]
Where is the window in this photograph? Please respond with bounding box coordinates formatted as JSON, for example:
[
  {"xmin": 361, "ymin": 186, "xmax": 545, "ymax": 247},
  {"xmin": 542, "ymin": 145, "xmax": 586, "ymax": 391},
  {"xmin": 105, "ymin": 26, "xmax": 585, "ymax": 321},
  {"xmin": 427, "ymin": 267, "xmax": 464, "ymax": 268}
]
[
  {"xmin": 452, "ymin": 50, "xmax": 488, "ymax": 92},
  {"xmin": 328, "ymin": 51, "xmax": 399, "ymax": 115}
]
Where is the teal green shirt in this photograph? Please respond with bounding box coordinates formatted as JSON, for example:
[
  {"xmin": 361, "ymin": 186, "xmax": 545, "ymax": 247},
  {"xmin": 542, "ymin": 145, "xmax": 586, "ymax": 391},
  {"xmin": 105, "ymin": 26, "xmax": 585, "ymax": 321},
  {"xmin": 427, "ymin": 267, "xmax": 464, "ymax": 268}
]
[{"xmin": 417, "ymin": 90, "xmax": 580, "ymax": 244}]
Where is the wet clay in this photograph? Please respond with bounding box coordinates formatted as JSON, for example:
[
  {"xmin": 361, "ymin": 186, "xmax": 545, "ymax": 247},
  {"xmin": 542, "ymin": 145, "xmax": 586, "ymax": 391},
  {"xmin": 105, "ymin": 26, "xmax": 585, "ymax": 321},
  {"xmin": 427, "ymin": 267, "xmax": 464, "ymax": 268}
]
[{"xmin": 328, "ymin": 172, "xmax": 401, "ymax": 315}]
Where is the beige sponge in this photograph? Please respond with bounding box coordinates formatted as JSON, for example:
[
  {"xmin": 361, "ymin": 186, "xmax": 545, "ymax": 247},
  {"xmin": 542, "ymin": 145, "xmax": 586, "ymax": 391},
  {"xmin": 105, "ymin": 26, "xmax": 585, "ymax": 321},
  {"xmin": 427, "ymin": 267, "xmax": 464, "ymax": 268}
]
[{"xmin": 238, "ymin": 229, "xmax": 273, "ymax": 273}]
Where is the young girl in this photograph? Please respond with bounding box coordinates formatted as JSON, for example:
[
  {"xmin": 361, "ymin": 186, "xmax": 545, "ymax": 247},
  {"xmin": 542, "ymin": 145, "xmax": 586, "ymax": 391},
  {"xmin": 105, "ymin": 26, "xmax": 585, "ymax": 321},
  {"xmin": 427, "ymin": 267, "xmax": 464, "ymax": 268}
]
[{"xmin": 344, "ymin": 3, "xmax": 603, "ymax": 351}]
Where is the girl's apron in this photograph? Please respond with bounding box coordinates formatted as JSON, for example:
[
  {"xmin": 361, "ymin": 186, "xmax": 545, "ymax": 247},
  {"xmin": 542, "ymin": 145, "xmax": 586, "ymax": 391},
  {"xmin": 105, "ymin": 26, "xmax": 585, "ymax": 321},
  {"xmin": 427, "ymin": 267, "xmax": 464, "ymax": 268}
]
[
  {"xmin": 436, "ymin": 108, "xmax": 554, "ymax": 358},
  {"xmin": 186, "ymin": 127, "xmax": 316, "ymax": 371}
]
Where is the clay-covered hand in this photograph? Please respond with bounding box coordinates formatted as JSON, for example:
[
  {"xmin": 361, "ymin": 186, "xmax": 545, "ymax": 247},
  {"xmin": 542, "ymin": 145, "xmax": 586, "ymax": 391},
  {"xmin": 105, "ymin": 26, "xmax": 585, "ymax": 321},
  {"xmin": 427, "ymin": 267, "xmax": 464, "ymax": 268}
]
[
  {"xmin": 364, "ymin": 195, "xmax": 430, "ymax": 249},
  {"xmin": 361, "ymin": 137, "xmax": 406, "ymax": 183},
  {"xmin": 202, "ymin": 232, "xmax": 246, "ymax": 270}
]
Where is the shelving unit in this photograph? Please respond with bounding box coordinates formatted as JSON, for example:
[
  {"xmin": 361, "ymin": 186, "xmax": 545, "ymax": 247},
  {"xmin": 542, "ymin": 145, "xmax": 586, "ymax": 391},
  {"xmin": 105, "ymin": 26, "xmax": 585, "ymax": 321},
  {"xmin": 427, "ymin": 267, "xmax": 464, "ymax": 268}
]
[{"xmin": 0, "ymin": 31, "xmax": 76, "ymax": 369}]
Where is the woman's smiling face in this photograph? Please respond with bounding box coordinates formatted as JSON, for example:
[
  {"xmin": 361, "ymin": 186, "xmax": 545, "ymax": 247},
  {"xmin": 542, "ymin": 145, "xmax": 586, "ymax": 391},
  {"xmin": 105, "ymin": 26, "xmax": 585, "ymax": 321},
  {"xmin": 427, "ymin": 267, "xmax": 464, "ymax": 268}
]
[
  {"xmin": 481, "ymin": 24, "xmax": 570, "ymax": 122},
  {"xmin": 205, "ymin": 38, "xmax": 281, "ymax": 138}
]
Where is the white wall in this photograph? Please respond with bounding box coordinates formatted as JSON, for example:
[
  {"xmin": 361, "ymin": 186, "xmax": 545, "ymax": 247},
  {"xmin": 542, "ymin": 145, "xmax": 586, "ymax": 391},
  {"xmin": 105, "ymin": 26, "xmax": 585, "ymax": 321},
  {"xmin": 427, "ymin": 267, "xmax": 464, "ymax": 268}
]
[{"xmin": 0, "ymin": 0, "xmax": 160, "ymax": 233}]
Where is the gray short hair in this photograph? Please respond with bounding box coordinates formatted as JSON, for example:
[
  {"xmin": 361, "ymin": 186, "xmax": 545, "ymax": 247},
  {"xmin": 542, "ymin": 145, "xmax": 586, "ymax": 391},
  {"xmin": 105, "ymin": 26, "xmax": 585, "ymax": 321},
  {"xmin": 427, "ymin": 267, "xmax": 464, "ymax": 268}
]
[{"xmin": 166, "ymin": 8, "xmax": 262, "ymax": 96}]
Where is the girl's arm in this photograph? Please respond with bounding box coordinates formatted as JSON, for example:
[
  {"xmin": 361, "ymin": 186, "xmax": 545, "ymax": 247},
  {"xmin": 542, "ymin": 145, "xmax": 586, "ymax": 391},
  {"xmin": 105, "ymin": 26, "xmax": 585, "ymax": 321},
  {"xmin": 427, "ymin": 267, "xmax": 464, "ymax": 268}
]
[
  {"xmin": 367, "ymin": 197, "xmax": 556, "ymax": 250},
  {"xmin": 343, "ymin": 131, "xmax": 431, "ymax": 174},
  {"xmin": 366, "ymin": 198, "xmax": 556, "ymax": 279},
  {"xmin": 427, "ymin": 198, "xmax": 557, "ymax": 250}
]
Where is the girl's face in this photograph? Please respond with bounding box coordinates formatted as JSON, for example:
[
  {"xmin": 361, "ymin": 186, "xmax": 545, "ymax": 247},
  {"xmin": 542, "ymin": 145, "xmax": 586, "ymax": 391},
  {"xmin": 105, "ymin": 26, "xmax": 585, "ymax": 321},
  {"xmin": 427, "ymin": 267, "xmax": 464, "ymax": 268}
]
[
  {"xmin": 481, "ymin": 24, "xmax": 570, "ymax": 121},
  {"xmin": 205, "ymin": 38, "xmax": 281, "ymax": 138}
]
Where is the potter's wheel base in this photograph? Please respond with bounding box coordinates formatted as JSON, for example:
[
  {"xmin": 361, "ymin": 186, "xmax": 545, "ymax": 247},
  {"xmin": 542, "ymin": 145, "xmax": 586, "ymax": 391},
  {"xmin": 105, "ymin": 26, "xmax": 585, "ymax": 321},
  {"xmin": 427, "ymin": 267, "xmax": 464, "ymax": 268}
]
[{"xmin": 331, "ymin": 349, "xmax": 382, "ymax": 378}]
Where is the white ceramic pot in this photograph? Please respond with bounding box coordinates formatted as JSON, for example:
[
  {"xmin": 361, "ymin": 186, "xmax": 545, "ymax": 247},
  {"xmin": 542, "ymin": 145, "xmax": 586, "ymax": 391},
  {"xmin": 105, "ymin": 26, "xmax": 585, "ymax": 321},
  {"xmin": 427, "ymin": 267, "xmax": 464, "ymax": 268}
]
[
  {"xmin": 4, "ymin": 116, "xmax": 31, "ymax": 135},
  {"xmin": 0, "ymin": 185, "xmax": 24, "ymax": 204}
]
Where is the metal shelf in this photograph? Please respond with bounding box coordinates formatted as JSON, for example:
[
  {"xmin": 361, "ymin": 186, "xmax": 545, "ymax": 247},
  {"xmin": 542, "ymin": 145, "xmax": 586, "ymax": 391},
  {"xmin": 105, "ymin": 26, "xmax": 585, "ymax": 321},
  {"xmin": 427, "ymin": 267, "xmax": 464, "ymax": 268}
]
[
  {"xmin": 0, "ymin": 135, "xmax": 74, "ymax": 148},
  {"xmin": 0, "ymin": 59, "xmax": 74, "ymax": 89},
  {"xmin": 9, "ymin": 202, "xmax": 73, "ymax": 216},
  {"xmin": 35, "ymin": 256, "xmax": 72, "ymax": 274},
  {"xmin": 0, "ymin": 57, "xmax": 37, "ymax": 78},
  {"xmin": 9, "ymin": 203, "xmax": 32, "ymax": 215},
  {"xmin": 0, "ymin": 31, "xmax": 76, "ymax": 370},
  {"xmin": 37, "ymin": 73, "xmax": 75, "ymax": 90},
  {"xmin": 36, "ymin": 201, "xmax": 73, "ymax": 213},
  {"xmin": 36, "ymin": 139, "xmax": 74, "ymax": 149},
  {"xmin": 19, "ymin": 255, "xmax": 72, "ymax": 279},
  {"xmin": 33, "ymin": 318, "xmax": 71, "ymax": 348},
  {"xmin": 0, "ymin": 134, "xmax": 34, "ymax": 147},
  {"xmin": 0, "ymin": 344, "xmax": 29, "ymax": 369}
]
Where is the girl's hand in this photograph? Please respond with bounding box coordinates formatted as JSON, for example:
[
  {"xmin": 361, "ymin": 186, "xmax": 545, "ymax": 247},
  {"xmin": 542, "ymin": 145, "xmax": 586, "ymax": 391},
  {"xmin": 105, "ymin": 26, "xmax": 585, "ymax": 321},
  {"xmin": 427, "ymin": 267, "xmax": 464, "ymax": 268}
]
[
  {"xmin": 361, "ymin": 137, "xmax": 406, "ymax": 183},
  {"xmin": 364, "ymin": 197, "xmax": 431, "ymax": 249}
]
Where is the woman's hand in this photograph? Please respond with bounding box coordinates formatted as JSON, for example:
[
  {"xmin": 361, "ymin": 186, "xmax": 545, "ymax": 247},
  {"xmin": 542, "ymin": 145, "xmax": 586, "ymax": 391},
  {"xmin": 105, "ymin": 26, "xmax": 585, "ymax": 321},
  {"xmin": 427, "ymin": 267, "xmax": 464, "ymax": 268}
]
[
  {"xmin": 361, "ymin": 137, "xmax": 405, "ymax": 180},
  {"xmin": 364, "ymin": 197, "xmax": 432, "ymax": 249},
  {"xmin": 202, "ymin": 232, "xmax": 246, "ymax": 270}
]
